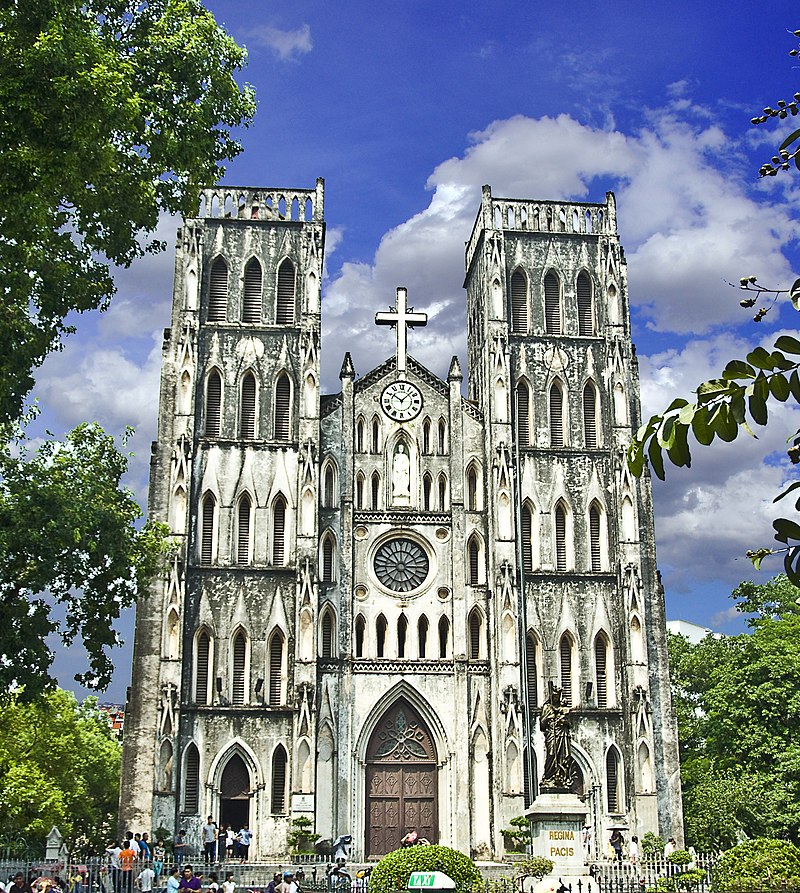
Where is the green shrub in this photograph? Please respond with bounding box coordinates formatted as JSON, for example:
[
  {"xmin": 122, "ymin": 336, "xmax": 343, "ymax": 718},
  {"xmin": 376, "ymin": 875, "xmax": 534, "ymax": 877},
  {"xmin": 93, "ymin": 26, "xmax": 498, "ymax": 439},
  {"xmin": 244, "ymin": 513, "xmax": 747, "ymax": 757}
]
[
  {"xmin": 286, "ymin": 816, "xmax": 319, "ymax": 854},
  {"xmin": 713, "ymin": 838, "xmax": 800, "ymax": 892},
  {"xmin": 667, "ymin": 850, "xmax": 693, "ymax": 867},
  {"xmin": 369, "ymin": 845, "xmax": 481, "ymax": 893},
  {"xmin": 515, "ymin": 857, "xmax": 554, "ymax": 880},
  {"xmin": 674, "ymin": 869, "xmax": 706, "ymax": 891},
  {"xmin": 502, "ymin": 817, "xmax": 531, "ymax": 853},
  {"xmin": 641, "ymin": 833, "xmax": 665, "ymax": 857}
]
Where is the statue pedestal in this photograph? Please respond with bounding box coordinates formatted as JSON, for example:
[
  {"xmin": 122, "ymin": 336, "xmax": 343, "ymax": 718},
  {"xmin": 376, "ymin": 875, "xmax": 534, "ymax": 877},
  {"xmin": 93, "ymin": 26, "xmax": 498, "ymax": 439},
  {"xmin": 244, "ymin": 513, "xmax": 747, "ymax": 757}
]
[{"xmin": 526, "ymin": 790, "xmax": 588, "ymax": 878}]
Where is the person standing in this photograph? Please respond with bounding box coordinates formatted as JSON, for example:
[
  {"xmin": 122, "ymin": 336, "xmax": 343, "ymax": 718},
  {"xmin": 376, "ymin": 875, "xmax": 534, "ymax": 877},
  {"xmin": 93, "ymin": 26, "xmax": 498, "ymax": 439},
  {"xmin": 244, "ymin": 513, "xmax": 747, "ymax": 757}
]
[
  {"xmin": 225, "ymin": 829, "xmax": 236, "ymax": 862},
  {"xmin": 221, "ymin": 875, "xmax": 234, "ymax": 893},
  {"xmin": 629, "ymin": 835, "xmax": 640, "ymax": 866},
  {"xmin": 106, "ymin": 842, "xmax": 122, "ymax": 893},
  {"xmin": 135, "ymin": 865, "xmax": 154, "ymax": 893},
  {"xmin": 609, "ymin": 830, "xmax": 624, "ymax": 863},
  {"xmin": 201, "ymin": 818, "xmax": 218, "ymax": 865},
  {"xmin": 178, "ymin": 869, "xmax": 200, "ymax": 893},
  {"xmin": 166, "ymin": 869, "xmax": 180, "ymax": 893},
  {"xmin": 152, "ymin": 842, "xmax": 166, "ymax": 889},
  {"xmin": 140, "ymin": 836, "xmax": 152, "ymax": 863},
  {"xmin": 205, "ymin": 875, "xmax": 218, "ymax": 893},
  {"xmin": 118, "ymin": 841, "xmax": 137, "ymax": 893},
  {"xmin": 173, "ymin": 832, "xmax": 187, "ymax": 868},
  {"xmin": 215, "ymin": 828, "xmax": 226, "ymax": 864},
  {"xmin": 235, "ymin": 828, "xmax": 251, "ymax": 864}
]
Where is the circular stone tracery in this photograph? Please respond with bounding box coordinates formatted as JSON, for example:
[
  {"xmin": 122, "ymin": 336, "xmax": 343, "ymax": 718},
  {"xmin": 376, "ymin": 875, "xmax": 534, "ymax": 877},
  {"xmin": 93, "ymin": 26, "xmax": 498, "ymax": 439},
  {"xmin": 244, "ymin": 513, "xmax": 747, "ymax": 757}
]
[{"xmin": 373, "ymin": 538, "xmax": 429, "ymax": 593}]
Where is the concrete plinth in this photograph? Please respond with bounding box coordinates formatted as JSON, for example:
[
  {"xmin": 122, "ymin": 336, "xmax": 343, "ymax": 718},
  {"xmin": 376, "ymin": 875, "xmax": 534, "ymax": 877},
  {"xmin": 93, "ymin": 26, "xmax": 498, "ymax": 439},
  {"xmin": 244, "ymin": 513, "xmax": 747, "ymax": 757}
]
[{"xmin": 526, "ymin": 790, "xmax": 588, "ymax": 877}]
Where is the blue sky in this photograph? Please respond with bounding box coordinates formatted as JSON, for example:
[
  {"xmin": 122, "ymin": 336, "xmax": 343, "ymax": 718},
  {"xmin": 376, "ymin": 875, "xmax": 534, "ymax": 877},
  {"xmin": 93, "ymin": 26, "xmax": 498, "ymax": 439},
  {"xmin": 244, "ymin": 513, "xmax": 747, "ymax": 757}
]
[{"xmin": 38, "ymin": 1, "xmax": 800, "ymax": 700}]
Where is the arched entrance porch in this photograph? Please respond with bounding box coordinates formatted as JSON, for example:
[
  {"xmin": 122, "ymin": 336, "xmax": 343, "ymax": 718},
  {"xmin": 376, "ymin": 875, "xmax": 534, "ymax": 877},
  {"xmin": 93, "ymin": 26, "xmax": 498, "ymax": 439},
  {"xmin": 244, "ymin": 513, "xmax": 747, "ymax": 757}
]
[
  {"xmin": 219, "ymin": 753, "xmax": 251, "ymax": 831},
  {"xmin": 365, "ymin": 698, "xmax": 438, "ymax": 857}
]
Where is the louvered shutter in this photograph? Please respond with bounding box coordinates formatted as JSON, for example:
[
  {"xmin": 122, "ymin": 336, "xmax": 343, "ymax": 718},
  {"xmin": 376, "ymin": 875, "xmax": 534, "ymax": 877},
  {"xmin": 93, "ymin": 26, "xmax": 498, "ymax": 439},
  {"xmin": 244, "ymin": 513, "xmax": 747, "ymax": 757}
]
[
  {"xmin": 371, "ymin": 474, "xmax": 380, "ymax": 510},
  {"xmin": 550, "ymin": 382, "xmax": 564, "ymax": 447},
  {"xmin": 560, "ymin": 636, "xmax": 572, "ymax": 705},
  {"xmin": 208, "ymin": 258, "xmax": 228, "ymax": 322},
  {"xmin": 271, "ymin": 748, "xmax": 287, "ymax": 813},
  {"xmin": 201, "ymin": 495, "xmax": 215, "ymax": 565},
  {"xmin": 467, "ymin": 468, "xmax": 478, "ymax": 510},
  {"xmin": 606, "ymin": 749, "xmax": 619, "ymax": 812},
  {"xmin": 544, "ymin": 272, "xmax": 561, "ymax": 334},
  {"xmin": 510, "ymin": 271, "xmax": 528, "ymax": 333},
  {"xmin": 237, "ymin": 496, "xmax": 251, "ymax": 564},
  {"xmin": 517, "ymin": 381, "xmax": 530, "ymax": 446},
  {"xmin": 522, "ymin": 505, "xmax": 533, "ymax": 573},
  {"xmin": 583, "ymin": 383, "xmax": 597, "ymax": 448},
  {"xmin": 555, "ymin": 504, "xmax": 567, "ymax": 571},
  {"xmin": 324, "ymin": 465, "xmax": 335, "ymax": 507},
  {"xmin": 232, "ymin": 632, "xmax": 246, "ymax": 705},
  {"xmin": 242, "ymin": 259, "xmax": 262, "ymax": 323},
  {"xmin": 356, "ymin": 475, "xmax": 364, "ymax": 509},
  {"xmin": 321, "ymin": 611, "xmax": 333, "ymax": 657},
  {"xmin": 196, "ymin": 632, "xmax": 210, "ymax": 704},
  {"xmin": 274, "ymin": 375, "xmax": 291, "ymax": 440},
  {"xmin": 589, "ymin": 503, "xmax": 602, "ymax": 572},
  {"xmin": 468, "ymin": 538, "xmax": 480, "ymax": 584},
  {"xmin": 240, "ymin": 373, "xmax": 256, "ymax": 439},
  {"xmin": 322, "ymin": 536, "xmax": 334, "ymax": 582},
  {"xmin": 469, "ymin": 612, "xmax": 481, "ymax": 659},
  {"xmin": 268, "ymin": 633, "xmax": 283, "ymax": 705},
  {"xmin": 423, "ymin": 475, "xmax": 432, "ymax": 511},
  {"xmin": 184, "ymin": 745, "xmax": 200, "ymax": 812},
  {"xmin": 205, "ymin": 372, "xmax": 222, "ymax": 437},
  {"xmin": 272, "ymin": 497, "xmax": 286, "ymax": 565},
  {"xmin": 577, "ymin": 272, "xmax": 593, "ymax": 335},
  {"xmin": 526, "ymin": 634, "xmax": 538, "ymax": 709},
  {"xmin": 438, "ymin": 475, "xmax": 446, "ymax": 510},
  {"xmin": 276, "ymin": 259, "xmax": 295, "ymax": 324},
  {"xmin": 595, "ymin": 636, "xmax": 608, "ymax": 708}
]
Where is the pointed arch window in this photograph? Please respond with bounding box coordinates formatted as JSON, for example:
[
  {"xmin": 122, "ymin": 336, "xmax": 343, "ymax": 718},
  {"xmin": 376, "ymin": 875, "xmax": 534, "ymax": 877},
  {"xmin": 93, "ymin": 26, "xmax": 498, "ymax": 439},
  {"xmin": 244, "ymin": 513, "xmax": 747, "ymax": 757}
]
[
  {"xmin": 321, "ymin": 533, "xmax": 335, "ymax": 582},
  {"xmin": 467, "ymin": 465, "xmax": 479, "ymax": 511},
  {"xmin": 397, "ymin": 614, "xmax": 408, "ymax": 658},
  {"xmin": 276, "ymin": 259, "xmax": 296, "ymax": 325},
  {"xmin": 376, "ymin": 614, "xmax": 387, "ymax": 658},
  {"xmin": 272, "ymin": 495, "xmax": 287, "ymax": 565},
  {"xmin": 438, "ymin": 615, "xmax": 450, "ymax": 658},
  {"xmin": 589, "ymin": 501, "xmax": 603, "ymax": 572},
  {"xmin": 201, "ymin": 493, "xmax": 215, "ymax": 565},
  {"xmin": 438, "ymin": 473, "xmax": 447, "ymax": 510},
  {"xmin": 195, "ymin": 629, "xmax": 211, "ymax": 705},
  {"xmin": 517, "ymin": 380, "xmax": 531, "ymax": 446},
  {"xmin": 438, "ymin": 419, "xmax": 447, "ymax": 454},
  {"xmin": 544, "ymin": 271, "xmax": 561, "ymax": 335},
  {"xmin": 355, "ymin": 472, "xmax": 365, "ymax": 510},
  {"xmin": 526, "ymin": 632, "xmax": 538, "ymax": 709},
  {"xmin": 371, "ymin": 416, "xmax": 381, "ymax": 453},
  {"xmin": 274, "ymin": 374, "xmax": 291, "ymax": 440},
  {"xmin": 549, "ymin": 380, "xmax": 566, "ymax": 447},
  {"xmin": 271, "ymin": 746, "xmax": 288, "ymax": 814},
  {"xmin": 468, "ymin": 535, "xmax": 481, "ymax": 584},
  {"xmin": 240, "ymin": 372, "xmax": 257, "ymax": 439},
  {"xmin": 469, "ymin": 609, "xmax": 483, "ymax": 659},
  {"xmin": 577, "ymin": 271, "xmax": 593, "ymax": 335},
  {"xmin": 422, "ymin": 474, "xmax": 432, "ymax": 511},
  {"xmin": 521, "ymin": 502, "xmax": 534, "ymax": 573},
  {"xmin": 595, "ymin": 633, "xmax": 609, "ymax": 708},
  {"xmin": 205, "ymin": 370, "xmax": 222, "ymax": 437},
  {"xmin": 323, "ymin": 462, "xmax": 336, "ymax": 508},
  {"xmin": 355, "ymin": 614, "xmax": 366, "ymax": 658},
  {"xmin": 268, "ymin": 630, "xmax": 284, "ymax": 706},
  {"xmin": 559, "ymin": 633, "xmax": 574, "ymax": 705},
  {"xmin": 371, "ymin": 472, "xmax": 380, "ymax": 510},
  {"xmin": 606, "ymin": 747, "xmax": 622, "ymax": 812},
  {"xmin": 243, "ymin": 258, "xmax": 263, "ymax": 323},
  {"xmin": 321, "ymin": 608, "xmax": 334, "ymax": 658},
  {"xmin": 583, "ymin": 381, "xmax": 598, "ymax": 448},
  {"xmin": 510, "ymin": 270, "xmax": 528, "ymax": 333},
  {"xmin": 232, "ymin": 630, "xmax": 247, "ymax": 705},
  {"xmin": 208, "ymin": 257, "xmax": 228, "ymax": 322},
  {"xmin": 418, "ymin": 615, "xmax": 429, "ymax": 658},
  {"xmin": 184, "ymin": 743, "xmax": 200, "ymax": 812},
  {"xmin": 356, "ymin": 417, "xmax": 365, "ymax": 452},
  {"xmin": 554, "ymin": 502, "xmax": 568, "ymax": 571},
  {"xmin": 237, "ymin": 494, "xmax": 252, "ymax": 564},
  {"xmin": 422, "ymin": 417, "xmax": 431, "ymax": 454}
]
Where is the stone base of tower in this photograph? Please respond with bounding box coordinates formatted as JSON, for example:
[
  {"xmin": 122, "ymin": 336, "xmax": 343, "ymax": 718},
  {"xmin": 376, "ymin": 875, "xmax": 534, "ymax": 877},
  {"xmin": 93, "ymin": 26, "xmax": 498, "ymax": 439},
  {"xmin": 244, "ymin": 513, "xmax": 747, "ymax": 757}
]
[{"xmin": 526, "ymin": 790, "xmax": 588, "ymax": 877}]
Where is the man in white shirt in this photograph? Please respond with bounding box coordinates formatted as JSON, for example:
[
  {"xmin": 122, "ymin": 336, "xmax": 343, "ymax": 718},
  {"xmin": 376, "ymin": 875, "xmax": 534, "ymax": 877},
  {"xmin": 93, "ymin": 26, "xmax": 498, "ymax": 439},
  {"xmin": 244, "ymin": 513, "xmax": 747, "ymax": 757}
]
[
  {"xmin": 201, "ymin": 818, "xmax": 218, "ymax": 865},
  {"xmin": 135, "ymin": 866, "xmax": 154, "ymax": 893}
]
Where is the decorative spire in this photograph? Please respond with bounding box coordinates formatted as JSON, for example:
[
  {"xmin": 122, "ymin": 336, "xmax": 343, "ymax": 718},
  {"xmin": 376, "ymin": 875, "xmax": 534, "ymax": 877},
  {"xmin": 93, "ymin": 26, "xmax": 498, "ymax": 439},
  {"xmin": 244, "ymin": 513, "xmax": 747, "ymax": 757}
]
[
  {"xmin": 448, "ymin": 356, "xmax": 463, "ymax": 382},
  {"xmin": 339, "ymin": 351, "xmax": 355, "ymax": 380}
]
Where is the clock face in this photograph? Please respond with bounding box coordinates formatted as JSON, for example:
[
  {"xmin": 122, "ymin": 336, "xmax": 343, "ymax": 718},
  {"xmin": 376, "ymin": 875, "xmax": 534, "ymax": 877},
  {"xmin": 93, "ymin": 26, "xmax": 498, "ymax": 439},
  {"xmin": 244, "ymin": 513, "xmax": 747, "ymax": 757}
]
[
  {"xmin": 374, "ymin": 538, "xmax": 430, "ymax": 593},
  {"xmin": 381, "ymin": 381, "xmax": 423, "ymax": 421}
]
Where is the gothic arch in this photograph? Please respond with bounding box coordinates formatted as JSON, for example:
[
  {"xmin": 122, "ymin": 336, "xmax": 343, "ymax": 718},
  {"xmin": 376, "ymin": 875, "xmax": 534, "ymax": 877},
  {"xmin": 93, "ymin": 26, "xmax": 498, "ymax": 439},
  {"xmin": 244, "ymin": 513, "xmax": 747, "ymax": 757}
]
[
  {"xmin": 320, "ymin": 529, "xmax": 336, "ymax": 583},
  {"xmin": 587, "ymin": 498, "xmax": 608, "ymax": 572},
  {"xmin": 549, "ymin": 376, "xmax": 568, "ymax": 447},
  {"xmin": 468, "ymin": 606, "xmax": 485, "ymax": 659},
  {"xmin": 239, "ymin": 370, "xmax": 258, "ymax": 440},
  {"xmin": 356, "ymin": 416, "xmax": 366, "ymax": 452},
  {"xmin": 354, "ymin": 613, "xmax": 366, "ymax": 658},
  {"xmin": 236, "ymin": 491, "xmax": 253, "ymax": 565},
  {"xmin": 516, "ymin": 377, "xmax": 532, "ymax": 446},
  {"xmin": 355, "ymin": 471, "xmax": 366, "ymax": 509},
  {"xmin": 208, "ymin": 737, "xmax": 263, "ymax": 791},
  {"xmin": 230, "ymin": 625, "xmax": 250, "ymax": 705},
  {"xmin": 193, "ymin": 625, "xmax": 214, "ymax": 705},
  {"xmin": 576, "ymin": 269, "xmax": 594, "ymax": 335},
  {"xmin": 207, "ymin": 255, "xmax": 228, "ymax": 322},
  {"xmin": 544, "ymin": 269, "xmax": 562, "ymax": 335},
  {"xmin": 270, "ymin": 743, "xmax": 289, "ymax": 814},
  {"xmin": 582, "ymin": 378, "xmax": 600, "ymax": 448},
  {"xmin": 267, "ymin": 626, "xmax": 286, "ymax": 706},
  {"xmin": 510, "ymin": 267, "xmax": 529, "ymax": 334},
  {"xmin": 319, "ymin": 603, "xmax": 337, "ymax": 658},
  {"xmin": 521, "ymin": 498, "xmax": 538, "ymax": 572},
  {"xmin": 270, "ymin": 492, "xmax": 289, "ymax": 565},
  {"xmin": 242, "ymin": 256, "xmax": 263, "ymax": 324},
  {"xmin": 204, "ymin": 367, "xmax": 223, "ymax": 437},
  {"xmin": 276, "ymin": 257, "xmax": 296, "ymax": 324},
  {"xmin": 637, "ymin": 740, "xmax": 654, "ymax": 793},
  {"xmin": 467, "ymin": 532, "xmax": 485, "ymax": 584},
  {"xmin": 273, "ymin": 371, "xmax": 292, "ymax": 440},
  {"xmin": 605, "ymin": 744, "xmax": 624, "ymax": 813},
  {"xmin": 558, "ymin": 630, "xmax": 578, "ymax": 707},
  {"xmin": 466, "ymin": 461, "xmax": 482, "ymax": 511},
  {"xmin": 322, "ymin": 458, "xmax": 338, "ymax": 508},
  {"xmin": 553, "ymin": 498, "xmax": 573, "ymax": 571},
  {"xmin": 182, "ymin": 741, "xmax": 201, "ymax": 813},
  {"xmin": 593, "ymin": 629, "xmax": 614, "ymax": 708}
]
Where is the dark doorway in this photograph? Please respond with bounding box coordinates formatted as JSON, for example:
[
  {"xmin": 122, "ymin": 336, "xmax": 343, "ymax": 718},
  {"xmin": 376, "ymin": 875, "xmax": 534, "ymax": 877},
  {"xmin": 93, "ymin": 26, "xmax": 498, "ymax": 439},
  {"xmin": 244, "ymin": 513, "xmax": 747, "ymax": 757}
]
[
  {"xmin": 220, "ymin": 755, "xmax": 251, "ymax": 831},
  {"xmin": 365, "ymin": 699, "xmax": 438, "ymax": 857}
]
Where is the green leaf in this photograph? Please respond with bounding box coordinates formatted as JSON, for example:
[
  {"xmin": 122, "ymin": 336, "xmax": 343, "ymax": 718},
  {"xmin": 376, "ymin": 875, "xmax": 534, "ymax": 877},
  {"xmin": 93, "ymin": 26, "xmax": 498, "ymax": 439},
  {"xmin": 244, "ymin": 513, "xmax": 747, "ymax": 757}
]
[
  {"xmin": 711, "ymin": 403, "xmax": 738, "ymax": 442},
  {"xmin": 778, "ymin": 128, "xmax": 800, "ymax": 151},
  {"xmin": 770, "ymin": 373, "xmax": 791, "ymax": 402},
  {"xmin": 665, "ymin": 398, "xmax": 690, "ymax": 413},
  {"xmin": 657, "ymin": 415, "xmax": 678, "ymax": 450},
  {"xmin": 748, "ymin": 388, "xmax": 769, "ymax": 426},
  {"xmin": 691, "ymin": 406, "xmax": 715, "ymax": 446},
  {"xmin": 648, "ymin": 435, "xmax": 666, "ymax": 481},
  {"xmin": 678, "ymin": 403, "xmax": 696, "ymax": 425},
  {"xmin": 627, "ymin": 440, "xmax": 645, "ymax": 478},
  {"xmin": 722, "ymin": 360, "xmax": 756, "ymax": 380},
  {"xmin": 730, "ymin": 389, "xmax": 746, "ymax": 424},
  {"xmin": 790, "ymin": 371, "xmax": 800, "ymax": 402},
  {"xmin": 747, "ymin": 346, "xmax": 777, "ymax": 369},
  {"xmin": 667, "ymin": 422, "xmax": 692, "ymax": 468},
  {"xmin": 771, "ymin": 351, "xmax": 797, "ymax": 371},
  {"xmin": 774, "ymin": 479, "xmax": 800, "ymax": 504},
  {"xmin": 697, "ymin": 379, "xmax": 732, "ymax": 401},
  {"xmin": 775, "ymin": 335, "xmax": 800, "ymax": 355}
]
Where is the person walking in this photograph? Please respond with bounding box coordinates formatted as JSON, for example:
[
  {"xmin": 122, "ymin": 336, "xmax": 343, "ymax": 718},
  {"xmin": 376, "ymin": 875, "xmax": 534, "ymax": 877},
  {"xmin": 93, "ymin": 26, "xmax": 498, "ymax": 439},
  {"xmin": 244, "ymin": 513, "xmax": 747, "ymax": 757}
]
[
  {"xmin": 201, "ymin": 818, "xmax": 218, "ymax": 865},
  {"xmin": 609, "ymin": 830, "xmax": 624, "ymax": 864},
  {"xmin": 235, "ymin": 828, "xmax": 251, "ymax": 863},
  {"xmin": 135, "ymin": 865, "xmax": 154, "ymax": 893}
]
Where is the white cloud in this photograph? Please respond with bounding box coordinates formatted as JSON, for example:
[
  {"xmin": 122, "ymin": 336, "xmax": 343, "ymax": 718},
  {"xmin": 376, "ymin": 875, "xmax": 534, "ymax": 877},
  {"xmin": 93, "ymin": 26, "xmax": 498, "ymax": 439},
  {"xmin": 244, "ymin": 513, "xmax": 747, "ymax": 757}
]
[{"xmin": 248, "ymin": 24, "xmax": 313, "ymax": 61}]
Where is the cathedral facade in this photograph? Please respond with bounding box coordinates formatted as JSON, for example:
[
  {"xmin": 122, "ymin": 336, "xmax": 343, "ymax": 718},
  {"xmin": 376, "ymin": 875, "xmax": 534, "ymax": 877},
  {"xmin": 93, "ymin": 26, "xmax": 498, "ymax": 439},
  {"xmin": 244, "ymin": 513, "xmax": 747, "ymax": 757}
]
[{"xmin": 120, "ymin": 180, "xmax": 683, "ymax": 861}]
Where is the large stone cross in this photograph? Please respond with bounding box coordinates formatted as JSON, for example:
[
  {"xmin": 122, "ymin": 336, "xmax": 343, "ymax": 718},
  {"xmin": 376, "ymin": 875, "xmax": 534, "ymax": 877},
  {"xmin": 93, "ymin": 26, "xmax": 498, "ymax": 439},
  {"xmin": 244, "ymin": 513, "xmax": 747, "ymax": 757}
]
[{"xmin": 375, "ymin": 287, "xmax": 427, "ymax": 376}]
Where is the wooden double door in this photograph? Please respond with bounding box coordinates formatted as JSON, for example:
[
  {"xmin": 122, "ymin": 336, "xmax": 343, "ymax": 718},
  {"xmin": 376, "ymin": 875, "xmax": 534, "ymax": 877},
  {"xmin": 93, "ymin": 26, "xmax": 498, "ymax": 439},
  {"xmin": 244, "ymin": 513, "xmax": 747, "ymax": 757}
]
[{"xmin": 365, "ymin": 700, "xmax": 438, "ymax": 857}]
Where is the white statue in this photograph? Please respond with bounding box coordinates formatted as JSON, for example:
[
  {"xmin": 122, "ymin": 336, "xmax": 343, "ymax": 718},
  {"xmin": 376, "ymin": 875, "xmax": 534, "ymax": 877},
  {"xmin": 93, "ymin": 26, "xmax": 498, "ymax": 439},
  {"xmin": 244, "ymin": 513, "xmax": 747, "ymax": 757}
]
[{"xmin": 392, "ymin": 442, "xmax": 411, "ymax": 504}]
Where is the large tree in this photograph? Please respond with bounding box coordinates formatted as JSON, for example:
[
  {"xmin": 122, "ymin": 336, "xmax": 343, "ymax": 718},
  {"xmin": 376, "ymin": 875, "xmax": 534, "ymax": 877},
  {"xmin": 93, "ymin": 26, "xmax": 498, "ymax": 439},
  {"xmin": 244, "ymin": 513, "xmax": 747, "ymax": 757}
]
[
  {"xmin": 668, "ymin": 576, "xmax": 800, "ymax": 849},
  {"xmin": 0, "ymin": 688, "xmax": 122, "ymax": 853},
  {"xmin": 0, "ymin": 0, "xmax": 256, "ymax": 424}
]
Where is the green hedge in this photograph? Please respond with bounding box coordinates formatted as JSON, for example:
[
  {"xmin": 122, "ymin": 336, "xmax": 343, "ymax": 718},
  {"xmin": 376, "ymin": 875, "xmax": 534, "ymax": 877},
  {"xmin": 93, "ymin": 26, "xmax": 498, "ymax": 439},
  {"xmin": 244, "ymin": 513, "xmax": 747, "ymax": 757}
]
[
  {"xmin": 368, "ymin": 845, "xmax": 481, "ymax": 893},
  {"xmin": 713, "ymin": 838, "xmax": 800, "ymax": 892}
]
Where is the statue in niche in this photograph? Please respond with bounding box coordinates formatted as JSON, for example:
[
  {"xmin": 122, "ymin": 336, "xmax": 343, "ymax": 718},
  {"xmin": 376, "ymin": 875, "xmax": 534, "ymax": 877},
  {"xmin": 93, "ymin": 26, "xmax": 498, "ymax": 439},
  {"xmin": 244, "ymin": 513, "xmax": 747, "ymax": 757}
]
[
  {"xmin": 540, "ymin": 684, "xmax": 575, "ymax": 790},
  {"xmin": 392, "ymin": 442, "xmax": 411, "ymax": 505}
]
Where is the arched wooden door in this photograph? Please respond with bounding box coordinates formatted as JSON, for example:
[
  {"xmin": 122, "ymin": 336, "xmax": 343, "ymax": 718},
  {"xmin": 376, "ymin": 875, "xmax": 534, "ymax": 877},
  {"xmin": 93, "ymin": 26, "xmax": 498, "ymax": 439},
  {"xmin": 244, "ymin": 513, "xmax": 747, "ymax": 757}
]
[
  {"xmin": 219, "ymin": 754, "xmax": 251, "ymax": 832},
  {"xmin": 365, "ymin": 699, "xmax": 438, "ymax": 857}
]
